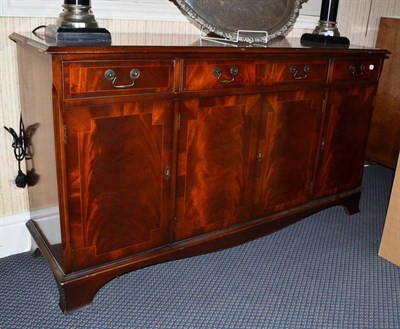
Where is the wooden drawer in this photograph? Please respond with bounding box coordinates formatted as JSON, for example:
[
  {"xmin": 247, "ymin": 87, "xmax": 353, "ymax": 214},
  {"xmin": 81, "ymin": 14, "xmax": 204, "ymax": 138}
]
[
  {"xmin": 331, "ymin": 59, "xmax": 381, "ymax": 82},
  {"xmin": 63, "ymin": 60, "xmax": 175, "ymax": 99},
  {"xmin": 255, "ymin": 60, "xmax": 328, "ymax": 85},
  {"xmin": 182, "ymin": 60, "xmax": 256, "ymax": 91}
]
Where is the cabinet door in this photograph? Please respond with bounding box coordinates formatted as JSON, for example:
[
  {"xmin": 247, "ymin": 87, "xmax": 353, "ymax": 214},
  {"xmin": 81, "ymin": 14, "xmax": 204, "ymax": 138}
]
[
  {"xmin": 175, "ymin": 95, "xmax": 262, "ymax": 241},
  {"xmin": 253, "ymin": 90, "xmax": 324, "ymax": 217},
  {"xmin": 314, "ymin": 86, "xmax": 376, "ymax": 199},
  {"xmin": 64, "ymin": 100, "xmax": 174, "ymax": 270}
]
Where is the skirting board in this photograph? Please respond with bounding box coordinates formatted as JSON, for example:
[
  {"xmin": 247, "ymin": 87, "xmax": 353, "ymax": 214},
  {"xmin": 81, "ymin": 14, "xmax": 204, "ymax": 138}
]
[
  {"xmin": 0, "ymin": 207, "xmax": 60, "ymax": 258},
  {"xmin": 0, "ymin": 212, "xmax": 31, "ymax": 258}
]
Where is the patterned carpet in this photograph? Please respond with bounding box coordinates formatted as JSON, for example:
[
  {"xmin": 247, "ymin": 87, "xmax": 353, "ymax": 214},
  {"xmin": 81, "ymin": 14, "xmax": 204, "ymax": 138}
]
[{"xmin": 1, "ymin": 165, "xmax": 399, "ymax": 329}]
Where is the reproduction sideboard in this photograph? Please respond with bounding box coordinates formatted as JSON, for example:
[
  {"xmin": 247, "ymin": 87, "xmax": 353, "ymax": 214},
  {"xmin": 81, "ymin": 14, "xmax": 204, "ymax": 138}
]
[{"xmin": 9, "ymin": 32, "xmax": 388, "ymax": 313}]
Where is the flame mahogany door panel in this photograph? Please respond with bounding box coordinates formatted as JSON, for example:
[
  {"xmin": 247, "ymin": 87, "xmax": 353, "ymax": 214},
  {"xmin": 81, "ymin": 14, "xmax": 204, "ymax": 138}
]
[
  {"xmin": 313, "ymin": 86, "xmax": 377, "ymax": 199},
  {"xmin": 175, "ymin": 94, "xmax": 262, "ymax": 241},
  {"xmin": 64, "ymin": 100, "xmax": 174, "ymax": 270},
  {"xmin": 253, "ymin": 90, "xmax": 324, "ymax": 217}
]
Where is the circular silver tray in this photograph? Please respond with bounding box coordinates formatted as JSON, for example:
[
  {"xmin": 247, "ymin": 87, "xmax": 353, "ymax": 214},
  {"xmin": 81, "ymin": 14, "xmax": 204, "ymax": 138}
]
[{"xmin": 174, "ymin": 0, "xmax": 307, "ymax": 43}]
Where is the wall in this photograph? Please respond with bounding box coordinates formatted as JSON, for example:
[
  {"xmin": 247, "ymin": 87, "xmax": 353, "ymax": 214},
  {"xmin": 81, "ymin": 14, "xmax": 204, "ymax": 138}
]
[
  {"xmin": 1, "ymin": 0, "xmax": 400, "ymax": 257},
  {"xmin": 337, "ymin": 0, "xmax": 400, "ymax": 46}
]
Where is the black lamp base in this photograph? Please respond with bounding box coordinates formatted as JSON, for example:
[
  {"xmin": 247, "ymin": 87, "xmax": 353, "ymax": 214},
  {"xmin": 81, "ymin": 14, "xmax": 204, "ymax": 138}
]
[
  {"xmin": 300, "ymin": 33, "xmax": 350, "ymax": 48},
  {"xmin": 45, "ymin": 24, "xmax": 111, "ymax": 46}
]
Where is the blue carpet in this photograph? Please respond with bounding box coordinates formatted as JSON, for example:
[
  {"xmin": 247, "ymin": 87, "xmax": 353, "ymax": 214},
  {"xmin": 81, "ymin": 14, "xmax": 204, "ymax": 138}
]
[{"xmin": 1, "ymin": 165, "xmax": 399, "ymax": 328}]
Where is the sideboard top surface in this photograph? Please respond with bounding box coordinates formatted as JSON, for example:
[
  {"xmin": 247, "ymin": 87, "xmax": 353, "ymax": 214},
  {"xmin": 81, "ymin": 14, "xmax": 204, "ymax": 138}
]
[{"xmin": 9, "ymin": 32, "xmax": 389, "ymax": 58}]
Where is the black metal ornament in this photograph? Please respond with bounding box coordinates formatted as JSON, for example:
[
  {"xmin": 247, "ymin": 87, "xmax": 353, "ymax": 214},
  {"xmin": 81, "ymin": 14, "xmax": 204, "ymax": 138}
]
[{"xmin": 4, "ymin": 115, "xmax": 28, "ymax": 188}]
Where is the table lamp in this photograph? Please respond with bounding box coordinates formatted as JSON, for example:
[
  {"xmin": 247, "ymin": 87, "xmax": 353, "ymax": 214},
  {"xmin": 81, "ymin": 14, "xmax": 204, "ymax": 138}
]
[
  {"xmin": 301, "ymin": 0, "xmax": 349, "ymax": 47},
  {"xmin": 45, "ymin": 0, "xmax": 111, "ymax": 45}
]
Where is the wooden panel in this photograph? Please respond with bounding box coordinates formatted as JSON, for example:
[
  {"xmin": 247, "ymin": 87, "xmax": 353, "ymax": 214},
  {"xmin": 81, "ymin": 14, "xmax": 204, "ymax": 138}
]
[
  {"xmin": 255, "ymin": 60, "xmax": 328, "ymax": 85},
  {"xmin": 182, "ymin": 60, "xmax": 256, "ymax": 91},
  {"xmin": 63, "ymin": 60, "xmax": 175, "ymax": 99},
  {"xmin": 367, "ymin": 17, "xmax": 400, "ymax": 169},
  {"xmin": 64, "ymin": 100, "xmax": 174, "ymax": 270},
  {"xmin": 379, "ymin": 152, "xmax": 400, "ymax": 266},
  {"xmin": 253, "ymin": 90, "xmax": 324, "ymax": 217},
  {"xmin": 331, "ymin": 58, "xmax": 381, "ymax": 82},
  {"xmin": 314, "ymin": 86, "xmax": 376, "ymax": 199},
  {"xmin": 175, "ymin": 94, "xmax": 262, "ymax": 240}
]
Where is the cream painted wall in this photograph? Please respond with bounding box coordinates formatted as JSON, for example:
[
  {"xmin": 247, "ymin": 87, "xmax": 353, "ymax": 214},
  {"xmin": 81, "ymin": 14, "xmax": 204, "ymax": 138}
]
[
  {"xmin": 1, "ymin": 0, "xmax": 400, "ymax": 219},
  {"xmin": 337, "ymin": 0, "xmax": 400, "ymax": 46}
]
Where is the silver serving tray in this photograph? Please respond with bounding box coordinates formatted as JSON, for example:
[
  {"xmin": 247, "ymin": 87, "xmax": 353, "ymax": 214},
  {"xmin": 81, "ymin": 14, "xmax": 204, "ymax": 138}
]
[{"xmin": 174, "ymin": 0, "xmax": 307, "ymax": 43}]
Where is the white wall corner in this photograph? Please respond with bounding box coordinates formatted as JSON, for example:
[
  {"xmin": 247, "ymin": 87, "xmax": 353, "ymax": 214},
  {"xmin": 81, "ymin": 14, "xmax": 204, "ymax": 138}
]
[{"xmin": 0, "ymin": 212, "xmax": 31, "ymax": 258}]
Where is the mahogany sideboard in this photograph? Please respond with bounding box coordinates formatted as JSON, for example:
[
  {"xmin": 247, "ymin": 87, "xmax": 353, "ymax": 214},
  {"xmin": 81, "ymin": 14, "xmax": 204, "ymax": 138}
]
[{"xmin": 9, "ymin": 32, "xmax": 388, "ymax": 313}]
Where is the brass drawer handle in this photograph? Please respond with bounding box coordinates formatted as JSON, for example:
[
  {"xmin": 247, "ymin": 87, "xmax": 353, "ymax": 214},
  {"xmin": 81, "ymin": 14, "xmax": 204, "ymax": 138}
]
[
  {"xmin": 212, "ymin": 66, "xmax": 239, "ymax": 84},
  {"xmin": 104, "ymin": 68, "xmax": 141, "ymax": 89},
  {"xmin": 289, "ymin": 65, "xmax": 310, "ymax": 80},
  {"xmin": 349, "ymin": 63, "xmax": 366, "ymax": 77}
]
